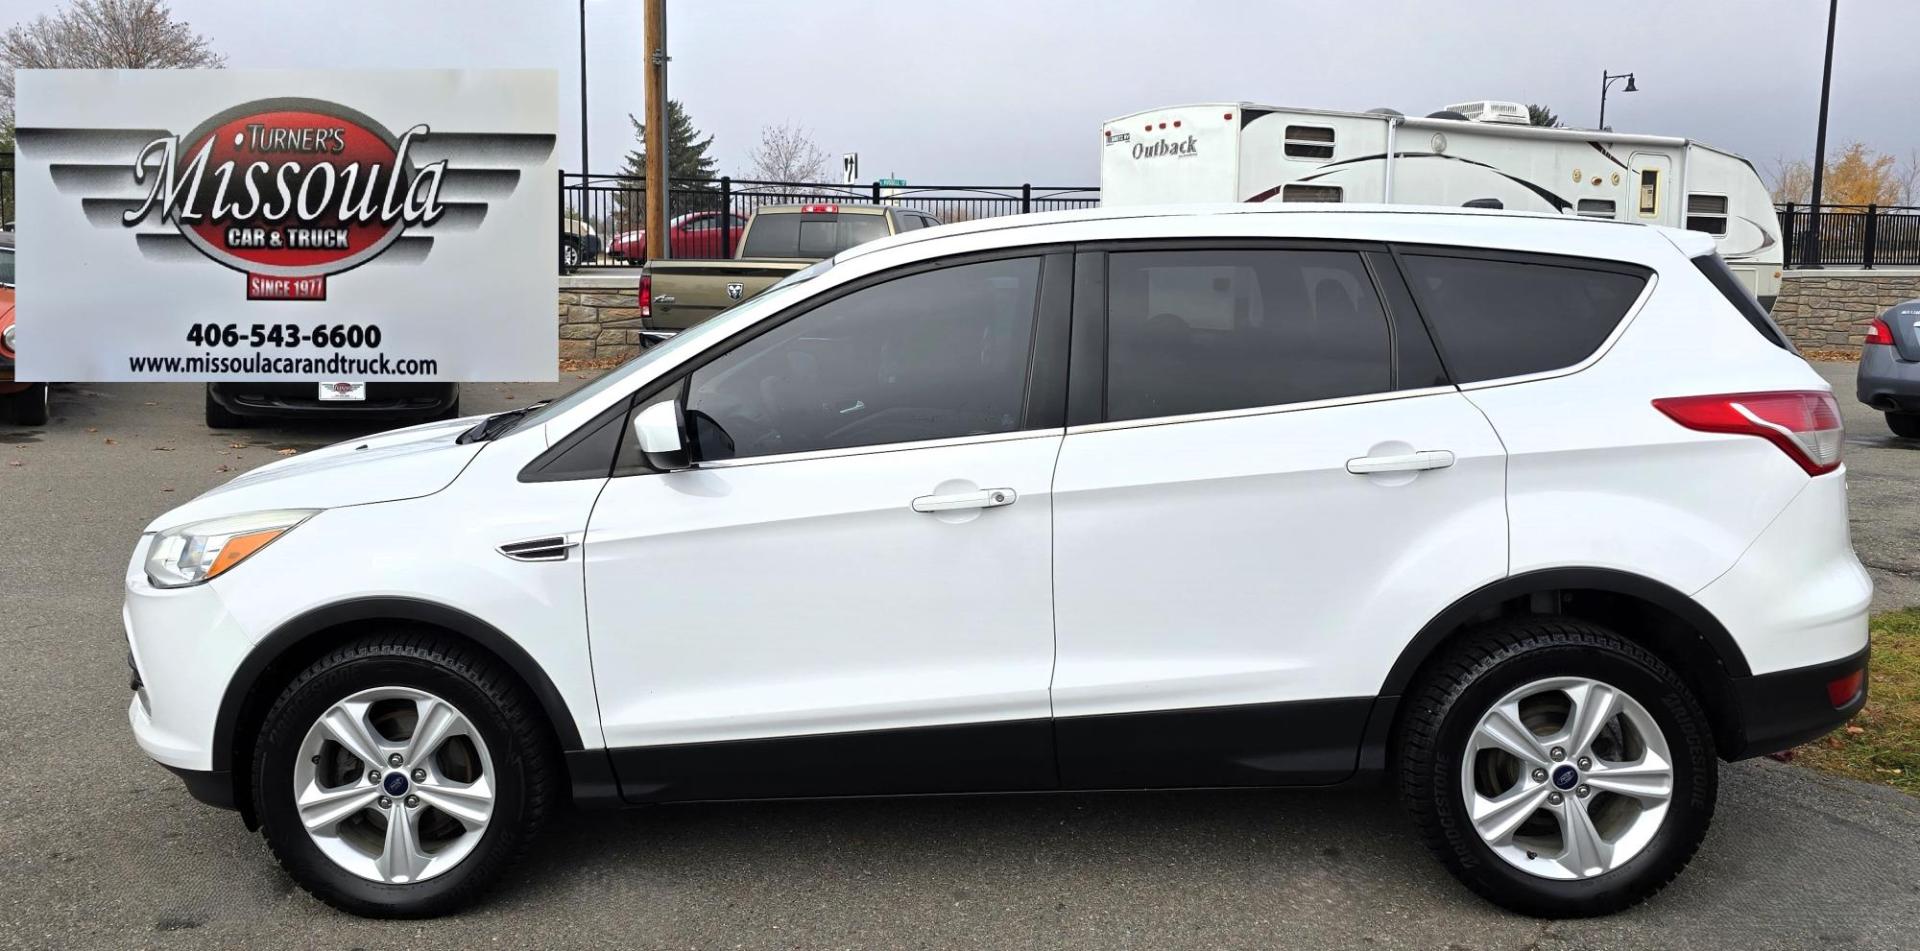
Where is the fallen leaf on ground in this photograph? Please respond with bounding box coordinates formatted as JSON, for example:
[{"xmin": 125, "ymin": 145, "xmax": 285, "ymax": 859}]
[
  {"xmin": 277, "ymin": 448, "xmax": 298, "ymax": 456},
  {"xmin": 1846, "ymin": 725, "xmax": 1866, "ymax": 734},
  {"xmin": 151, "ymin": 446, "xmax": 174, "ymax": 452},
  {"xmin": 6, "ymin": 460, "xmax": 21, "ymax": 467},
  {"xmin": 228, "ymin": 442, "xmax": 247, "ymax": 449},
  {"xmin": 161, "ymin": 487, "xmax": 174, "ymax": 492},
  {"xmin": 85, "ymin": 427, "xmax": 98, "ymax": 433},
  {"xmin": 214, "ymin": 464, "xmax": 232, "ymax": 473},
  {"xmin": 103, "ymin": 438, "xmax": 116, "ymax": 445}
]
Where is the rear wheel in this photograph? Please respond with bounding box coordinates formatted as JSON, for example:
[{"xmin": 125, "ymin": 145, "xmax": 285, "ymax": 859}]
[
  {"xmin": 252, "ymin": 634, "xmax": 558, "ymax": 917},
  {"xmin": 1886, "ymin": 412, "xmax": 1920, "ymax": 439},
  {"xmin": 560, "ymin": 238, "xmax": 581, "ymax": 272},
  {"xmin": 1398, "ymin": 618, "xmax": 1716, "ymax": 918},
  {"xmin": 6, "ymin": 383, "xmax": 49, "ymax": 425}
]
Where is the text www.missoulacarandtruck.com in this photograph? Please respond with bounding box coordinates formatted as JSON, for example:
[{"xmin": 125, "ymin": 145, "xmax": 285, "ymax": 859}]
[{"xmin": 126, "ymin": 352, "xmax": 441, "ymax": 375}]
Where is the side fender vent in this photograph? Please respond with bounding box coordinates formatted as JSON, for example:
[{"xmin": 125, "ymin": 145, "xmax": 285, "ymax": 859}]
[{"xmin": 497, "ymin": 535, "xmax": 579, "ymax": 562}]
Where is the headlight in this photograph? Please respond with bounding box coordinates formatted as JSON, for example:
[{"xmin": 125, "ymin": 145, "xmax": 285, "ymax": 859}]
[
  {"xmin": 2, "ymin": 323, "xmax": 15, "ymax": 352},
  {"xmin": 144, "ymin": 509, "xmax": 319, "ymax": 588}
]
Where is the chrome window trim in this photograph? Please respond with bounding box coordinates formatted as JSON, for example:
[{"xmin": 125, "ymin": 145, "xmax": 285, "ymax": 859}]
[
  {"xmin": 694, "ymin": 428, "xmax": 1066, "ymax": 469},
  {"xmin": 1452, "ymin": 270, "xmax": 1659, "ymax": 392},
  {"xmin": 1066, "ymin": 385, "xmax": 1459, "ymax": 436}
]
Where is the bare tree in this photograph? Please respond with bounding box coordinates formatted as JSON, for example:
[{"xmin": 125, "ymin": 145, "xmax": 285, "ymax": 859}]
[
  {"xmin": 1763, "ymin": 154, "xmax": 1814, "ymax": 204},
  {"xmin": 1898, "ymin": 149, "xmax": 1920, "ymax": 207},
  {"xmin": 1, "ymin": 0, "xmax": 224, "ymax": 127},
  {"xmin": 746, "ymin": 122, "xmax": 829, "ymax": 186}
]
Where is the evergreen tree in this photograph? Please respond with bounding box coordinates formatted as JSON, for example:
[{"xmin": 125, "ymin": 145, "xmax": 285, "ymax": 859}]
[{"xmin": 615, "ymin": 99, "xmax": 717, "ymax": 224}]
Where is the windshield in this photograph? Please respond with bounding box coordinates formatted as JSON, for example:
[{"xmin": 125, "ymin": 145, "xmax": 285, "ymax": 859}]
[{"xmin": 506, "ymin": 278, "xmax": 819, "ymax": 436}]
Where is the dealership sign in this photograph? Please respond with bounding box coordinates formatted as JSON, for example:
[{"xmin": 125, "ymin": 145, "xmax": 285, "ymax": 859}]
[{"xmin": 15, "ymin": 70, "xmax": 558, "ymax": 381}]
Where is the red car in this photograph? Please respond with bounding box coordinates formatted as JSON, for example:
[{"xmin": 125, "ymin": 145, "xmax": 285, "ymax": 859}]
[
  {"xmin": 0, "ymin": 236, "xmax": 46, "ymax": 426},
  {"xmin": 606, "ymin": 210, "xmax": 748, "ymax": 262}
]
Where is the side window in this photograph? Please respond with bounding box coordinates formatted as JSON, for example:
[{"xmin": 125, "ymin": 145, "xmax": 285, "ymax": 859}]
[
  {"xmin": 892, "ymin": 212, "xmax": 923, "ymax": 233},
  {"xmin": 1104, "ymin": 249, "xmax": 1393, "ymax": 422},
  {"xmin": 1284, "ymin": 125, "xmax": 1335, "ymax": 160},
  {"xmin": 683, "ymin": 257, "xmax": 1043, "ymax": 460},
  {"xmin": 683, "ymin": 216, "xmax": 717, "ymax": 232},
  {"xmin": 1400, "ymin": 253, "xmax": 1650, "ymax": 383},
  {"xmin": 1686, "ymin": 194, "xmax": 1729, "ymax": 235},
  {"xmin": 1576, "ymin": 199, "xmax": 1617, "ymax": 220},
  {"xmin": 1282, "ymin": 184, "xmax": 1342, "ymax": 203}
]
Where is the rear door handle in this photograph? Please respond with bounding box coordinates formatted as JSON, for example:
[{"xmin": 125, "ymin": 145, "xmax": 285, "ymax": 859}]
[
  {"xmin": 911, "ymin": 488, "xmax": 1017, "ymax": 513},
  {"xmin": 1346, "ymin": 450, "xmax": 1455, "ymax": 474}
]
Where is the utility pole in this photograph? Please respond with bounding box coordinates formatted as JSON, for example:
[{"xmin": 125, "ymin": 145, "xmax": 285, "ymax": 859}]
[
  {"xmin": 644, "ymin": 0, "xmax": 670, "ymax": 260},
  {"xmin": 578, "ymin": 0, "xmax": 589, "ymax": 180},
  {"xmin": 1805, "ymin": 0, "xmax": 1839, "ymax": 267}
]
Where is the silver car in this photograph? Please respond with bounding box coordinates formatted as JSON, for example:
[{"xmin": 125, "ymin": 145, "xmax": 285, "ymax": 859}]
[{"xmin": 1858, "ymin": 299, "xmax": 1920, "ymax": 438}]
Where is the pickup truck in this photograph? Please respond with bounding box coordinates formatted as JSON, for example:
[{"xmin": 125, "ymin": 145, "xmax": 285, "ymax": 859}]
[{"xmin": 640, "ymin": 203, "xmax": 940, "ymax": 335}]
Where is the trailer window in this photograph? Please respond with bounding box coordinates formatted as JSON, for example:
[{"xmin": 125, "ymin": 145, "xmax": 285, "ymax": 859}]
[
  {"xmin": 1686, "ymin": 194, "xmax": 1729, "ymax": 236},
  {"xmin": 1576, "ymin": 199, "xmax": 1617, "ymax": 220},
  {"xmin": 1636, "ymin": 169, "xmax": 1661, "ymax": 217},
  {"xmin": 1284, "ymin": 125, "xmax": 1335, "ymax": 160},
  {"xmin": 1281, "ymin": 184, "xmax": 1342, "ymax": 203}
]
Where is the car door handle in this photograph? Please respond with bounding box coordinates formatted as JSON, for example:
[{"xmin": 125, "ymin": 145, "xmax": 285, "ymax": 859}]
[
  {"xmin": 911, "ymin": 488, "xmax": 1017, "ymax": 513},
  {"xmin": 1346, "ymin": 450, "xmax": 1455, "ymax": 474}
]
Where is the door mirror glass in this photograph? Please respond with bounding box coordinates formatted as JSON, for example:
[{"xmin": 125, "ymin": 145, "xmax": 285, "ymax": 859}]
[{"xmin": 632, "ymin": 398, "xmax": 691, "ymax": 471}]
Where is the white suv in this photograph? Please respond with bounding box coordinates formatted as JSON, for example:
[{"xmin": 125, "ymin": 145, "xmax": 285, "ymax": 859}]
[{"xmin": 125, "ymin": 205, "xmax": 1870, "ymax": 918}]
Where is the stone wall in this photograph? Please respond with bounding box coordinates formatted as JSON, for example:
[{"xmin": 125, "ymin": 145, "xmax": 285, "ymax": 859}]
[
  {"xmin": 556, "ymin": 274, "xmax": 643, "ymax": 362},
  {"xmin": 1772, "ymin": 270, "xmax": 1920, "ymax": 351},
  {"xmin": 558, "ymin": 269, "xmax": 1920, "ymax": 360}
]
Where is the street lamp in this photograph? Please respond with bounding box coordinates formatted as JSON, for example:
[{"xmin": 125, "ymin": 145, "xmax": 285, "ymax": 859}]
[
  {"xmin": 1597, "ymin": 70, "xmax": 1637, "ymax": 131},
  {"xmin": 578, "ymin": 0, "xmax": 590, "ymax": 177}
]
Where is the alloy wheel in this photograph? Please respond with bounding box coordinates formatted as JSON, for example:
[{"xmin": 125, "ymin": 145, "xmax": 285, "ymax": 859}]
[
  {"xmin": 291, "ymin": 686, "xmax": 496, "ymax": 884},
  {"xmin": 1459, "ymin": 676, "xmax": 1674, "ymax": 880}
]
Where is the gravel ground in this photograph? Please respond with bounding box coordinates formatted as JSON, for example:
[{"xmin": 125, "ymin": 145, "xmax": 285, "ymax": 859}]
[{"xmin": 0, "ymin": 364, "xmax": 1915, "ymax": 950}]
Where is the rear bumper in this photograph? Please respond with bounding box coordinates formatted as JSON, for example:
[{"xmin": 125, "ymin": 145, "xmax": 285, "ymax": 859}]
[
  {"xmin": 1724, "ymin": 644, "xmax": 1869, "ymax": 759},
  {"xmin": 208, "ymin": 382, "xmax": 458, "ymax": 420},
  {"xmin": 1857, "ymin": 347, "xmax": 1920, "ymax": 412}
]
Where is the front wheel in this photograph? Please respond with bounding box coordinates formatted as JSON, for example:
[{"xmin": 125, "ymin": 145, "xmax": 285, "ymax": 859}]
[
  {"xmin": 252, "ymin": 634, "xmax": 558, "ymax": 917},
  {"xmin": 6, "ymin": 383, "xmax": 49, "ymax": 425},
  {"xmin": 1886, "ymin": 412, "xmax": 1920, "ymax": 439},
  {"xmin": 1398, "ymin": 618, "xmax": 1716, "ymax": 918}
]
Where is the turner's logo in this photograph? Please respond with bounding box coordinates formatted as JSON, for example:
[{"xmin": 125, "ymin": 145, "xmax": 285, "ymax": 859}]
[
  {"xmin": 1131, "ymin": 135, "xmax": 1198, "ymax": 160},
  {"xmin": 119, "ymin": 99, "xmax": 446, "ymax": 298}
]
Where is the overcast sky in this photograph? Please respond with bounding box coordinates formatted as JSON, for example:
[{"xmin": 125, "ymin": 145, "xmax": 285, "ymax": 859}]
[{"xmin": 10, "ymin": 0, "xmax": 1919, "ymax": 186}]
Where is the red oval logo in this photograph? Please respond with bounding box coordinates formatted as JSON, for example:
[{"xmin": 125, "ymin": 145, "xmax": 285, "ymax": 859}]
[{"xmin": 126, "ymin": 98, "xmax": 447, "ymax": 278}]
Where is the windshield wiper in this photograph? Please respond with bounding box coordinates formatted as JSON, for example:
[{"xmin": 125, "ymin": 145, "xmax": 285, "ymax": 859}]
[{"xmin": 457, "ymin": 400, "xmax": 550, "ymax": 443}]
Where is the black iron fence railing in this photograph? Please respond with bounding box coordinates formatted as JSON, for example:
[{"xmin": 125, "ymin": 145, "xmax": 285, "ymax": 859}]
[
  {"xmin": 559, "ymin": 173, "xmax": 1099, "ymax": 269},
  {"xmin": 1778, "ymin": 202, "xmax": 1920, "ymax": 269}
]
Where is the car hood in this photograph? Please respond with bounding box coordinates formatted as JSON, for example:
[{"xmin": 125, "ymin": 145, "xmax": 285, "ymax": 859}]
[{"xmin": 142, "ymin": 415, "xmax": 488, "ymax": 532}]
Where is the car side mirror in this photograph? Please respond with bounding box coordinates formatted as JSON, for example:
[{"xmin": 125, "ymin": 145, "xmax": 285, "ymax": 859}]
[{"xmin": 633, "ymin": 399, "xmax": 691, "ymax": 471}]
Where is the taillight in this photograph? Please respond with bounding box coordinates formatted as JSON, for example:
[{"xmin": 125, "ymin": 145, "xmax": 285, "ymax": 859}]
[
  {"xmin": 801, "ymin": 204, "xmax": 838, "ymax": 214},
  {"xmin": 1865, "ymin": 317, "xmax": 1894, "ymax": 346},
  {"xmin": 638, "ymin": 272, "xmax": 651, "ymax": 320},
  {"xmin": 1652, "ymin": 390, "xmax": 1844, "ymax": 476},
  {"xmin": 1827, "ymin": 669, "xmax": 1865, "ymax": 707}
]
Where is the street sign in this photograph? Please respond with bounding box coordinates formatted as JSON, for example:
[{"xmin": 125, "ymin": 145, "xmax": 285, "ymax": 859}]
[{"xmin": 842, "ymin": 152, "xmax": 859, "ymax": 185}]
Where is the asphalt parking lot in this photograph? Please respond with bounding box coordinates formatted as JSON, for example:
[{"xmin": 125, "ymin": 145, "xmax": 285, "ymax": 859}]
[{"xmin": 2, "ymin": 362, "xmax": 1918, "ymax": 950}]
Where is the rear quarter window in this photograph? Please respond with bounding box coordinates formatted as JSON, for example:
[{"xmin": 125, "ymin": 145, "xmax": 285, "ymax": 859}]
[
  {"xmin": 1399, "ymin": 252, "xmax": 1650, "ymax": 383},
  {"xmin": 1692, "ymin": 253, "xmax": 1791, "ymax": 351}
]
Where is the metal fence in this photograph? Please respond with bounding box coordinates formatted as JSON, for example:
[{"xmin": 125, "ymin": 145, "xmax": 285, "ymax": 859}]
[
  {"xmin": 560, "ymin": 173, "xmax": 1100, "ymax": 268},
  {"xmin": 1777, "ymin": 203, "xmax": 1920, "ymax": 269}
]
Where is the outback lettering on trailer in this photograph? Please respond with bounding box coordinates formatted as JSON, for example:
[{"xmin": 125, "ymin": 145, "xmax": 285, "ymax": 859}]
[
  {"xmin": 1131, "ymin": 135, "xmax": 1198, "ymax": 160},
  {"xmin": 118, "ymin": 99, "xmax": 448, "ymax": 299}
]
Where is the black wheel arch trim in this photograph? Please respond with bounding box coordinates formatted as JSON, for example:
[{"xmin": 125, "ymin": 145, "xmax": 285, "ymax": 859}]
[
  {"xmin": 211, "ymin": 596, "xmax": 586, "ymax": 777},
  {"xmin": 1378, "ymin": 567, "xmax": 1751, "ymax": 698}
]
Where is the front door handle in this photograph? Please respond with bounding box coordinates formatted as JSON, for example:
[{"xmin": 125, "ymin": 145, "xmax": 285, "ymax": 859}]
[
  {"xmin": 911, "ymin": 488, "xmax": 1017, "ymax": 513},
  {"xmin": 1346, "ymin": 450, "xmax": 1455, "ymax": 475}
]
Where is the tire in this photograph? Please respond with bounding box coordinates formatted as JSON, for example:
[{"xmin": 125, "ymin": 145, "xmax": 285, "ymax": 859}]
[
  {"xmin": 430, "ymin": 397, "xmax": 462, "ymax": 422},
  {"xmin": 7, "ymin": 383, "xmax": 49, "ymax": 425},
  {"xmin": 560, "ymin": 238, "xmax": 581, "ymax": 272},
  {"xmin": 251, "ymin": 632, "xmax": 558, "ymax": 918},
  {"xmin": 204, "ymin": 388, "xmax": 249, "ymax": 429},
  {"xmin": 1887, "ymin": 412, "xmax": 1920, "ymax": 439},
  {"xmin": 1397, "ymin": 617, "xmax": 1716, "ymax": 918}
]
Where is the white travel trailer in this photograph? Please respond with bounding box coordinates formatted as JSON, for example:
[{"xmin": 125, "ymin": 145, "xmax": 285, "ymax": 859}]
[{"xmin": 1100, "ymin": 102, "xmax": 1785, "ymax": 307}]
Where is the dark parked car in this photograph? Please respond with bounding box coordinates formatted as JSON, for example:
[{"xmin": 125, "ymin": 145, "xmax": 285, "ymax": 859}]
[
  {"xmin": 205, "ymin": 381, "xmax": 461, "ymax": 429},
  {"xmin": 0, "ymin": 235, "xmax": 49, "ymax": 426},
  {"xmin": 1859, "ymin": 299, "xmax": 1920, "ymax": 438}
]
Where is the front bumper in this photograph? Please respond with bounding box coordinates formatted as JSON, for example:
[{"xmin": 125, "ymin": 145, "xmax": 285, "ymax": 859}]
[
  {"xmin": 1857, "ymin": 346, "xmax": 1920, "ymax": 413},
  {"xmin": 124, "ymin": 536, "xmax": 257, "ymax": 775},
  {"xmin": 1724, "ymin": 645, "xmax": 1869, "ymax": 759},
  {"xmin": 208, "ymin": 382, "xmax": 458, "ymax": 420}
]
